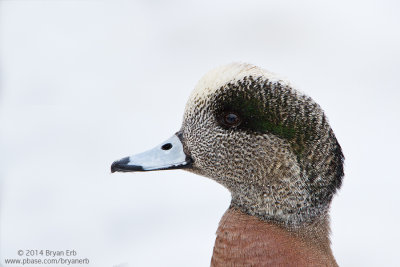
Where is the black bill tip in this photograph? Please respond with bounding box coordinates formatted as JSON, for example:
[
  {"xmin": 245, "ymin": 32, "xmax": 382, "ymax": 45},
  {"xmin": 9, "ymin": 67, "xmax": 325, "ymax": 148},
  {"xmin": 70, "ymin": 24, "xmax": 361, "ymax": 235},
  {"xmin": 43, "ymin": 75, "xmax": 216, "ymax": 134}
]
[{"xmin": 111, "ymin": 157, "xmax": 144, "ymax": 173}]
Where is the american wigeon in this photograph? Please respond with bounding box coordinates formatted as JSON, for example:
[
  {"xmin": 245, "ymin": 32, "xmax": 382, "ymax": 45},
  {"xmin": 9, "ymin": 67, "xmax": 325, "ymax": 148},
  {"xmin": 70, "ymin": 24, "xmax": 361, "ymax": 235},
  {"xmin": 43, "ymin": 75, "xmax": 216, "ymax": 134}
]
[{"xmin": 112, "ymin": 63, "xmax": 344, "ymax": 266}]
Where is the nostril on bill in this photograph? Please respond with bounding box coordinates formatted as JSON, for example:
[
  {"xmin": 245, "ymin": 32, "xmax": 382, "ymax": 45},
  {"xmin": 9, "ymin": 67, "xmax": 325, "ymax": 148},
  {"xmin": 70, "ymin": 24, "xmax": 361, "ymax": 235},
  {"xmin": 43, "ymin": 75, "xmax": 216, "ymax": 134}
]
[{"xmin": 161, "ymin": 143, "xmax": 173, "ymax": 150}]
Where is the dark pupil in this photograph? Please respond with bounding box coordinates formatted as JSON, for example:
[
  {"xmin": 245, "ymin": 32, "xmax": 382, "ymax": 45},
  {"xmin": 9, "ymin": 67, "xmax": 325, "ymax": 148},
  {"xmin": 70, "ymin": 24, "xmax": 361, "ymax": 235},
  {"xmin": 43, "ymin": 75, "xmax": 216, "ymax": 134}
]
[{"xmin": 225, "ymin": 113, "xmax": 238, "ymax": 124}]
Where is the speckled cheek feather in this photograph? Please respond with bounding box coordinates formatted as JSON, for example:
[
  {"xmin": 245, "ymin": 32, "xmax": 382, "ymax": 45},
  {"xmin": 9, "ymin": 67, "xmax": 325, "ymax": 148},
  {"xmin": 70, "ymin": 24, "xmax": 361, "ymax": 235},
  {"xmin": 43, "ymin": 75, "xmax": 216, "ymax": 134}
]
[{"xmin": 181, "ymin": 86, "xmax": 310, "ymax": 226}]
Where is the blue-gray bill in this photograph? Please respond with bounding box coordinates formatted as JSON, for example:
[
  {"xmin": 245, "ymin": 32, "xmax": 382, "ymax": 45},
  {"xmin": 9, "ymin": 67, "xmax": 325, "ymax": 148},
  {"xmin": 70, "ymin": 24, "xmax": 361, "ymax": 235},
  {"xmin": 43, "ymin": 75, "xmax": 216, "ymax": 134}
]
[{"xmin": 111, "ymin": 132, "xmax": 193, "ymax": 173}]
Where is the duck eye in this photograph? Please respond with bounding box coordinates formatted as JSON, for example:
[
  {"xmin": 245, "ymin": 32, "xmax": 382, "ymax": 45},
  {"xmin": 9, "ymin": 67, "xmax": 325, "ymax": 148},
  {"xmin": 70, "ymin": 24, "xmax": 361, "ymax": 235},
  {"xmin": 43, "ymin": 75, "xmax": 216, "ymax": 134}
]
[{"xmin": 221, "ymin": 112, "xmax": 241, "ymax": 127}]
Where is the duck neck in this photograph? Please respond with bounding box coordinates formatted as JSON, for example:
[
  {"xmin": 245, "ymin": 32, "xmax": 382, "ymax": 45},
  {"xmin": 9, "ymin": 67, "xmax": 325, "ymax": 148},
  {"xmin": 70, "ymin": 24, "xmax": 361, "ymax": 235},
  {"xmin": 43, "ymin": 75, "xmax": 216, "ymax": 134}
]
[{"xmin": 211, "ymin": 207, "xmax": 338, "ymax": 267}]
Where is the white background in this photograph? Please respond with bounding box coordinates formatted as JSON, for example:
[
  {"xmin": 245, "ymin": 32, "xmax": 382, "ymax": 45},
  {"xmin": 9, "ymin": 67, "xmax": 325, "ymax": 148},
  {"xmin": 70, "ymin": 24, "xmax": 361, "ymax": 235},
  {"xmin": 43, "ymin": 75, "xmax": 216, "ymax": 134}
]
[{"xmin": 1, "ymin": 0, "xmax": 399, "ymax": 266}]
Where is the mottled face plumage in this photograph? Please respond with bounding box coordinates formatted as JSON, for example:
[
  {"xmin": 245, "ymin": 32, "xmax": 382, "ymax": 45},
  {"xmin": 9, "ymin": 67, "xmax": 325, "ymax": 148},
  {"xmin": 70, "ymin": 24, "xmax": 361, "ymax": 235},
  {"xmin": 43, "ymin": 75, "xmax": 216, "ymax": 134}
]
[{"xmin": 181, "ymin": 63, "xmax": 344, "ymax": 226}]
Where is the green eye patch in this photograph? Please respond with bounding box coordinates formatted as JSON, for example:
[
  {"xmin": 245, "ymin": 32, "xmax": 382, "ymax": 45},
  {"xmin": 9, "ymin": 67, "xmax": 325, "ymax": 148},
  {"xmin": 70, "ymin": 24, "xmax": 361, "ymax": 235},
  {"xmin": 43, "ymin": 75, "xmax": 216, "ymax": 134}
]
[{"xmin": 212, "ymin": 76, "xmax": 322, "ymax": 157}]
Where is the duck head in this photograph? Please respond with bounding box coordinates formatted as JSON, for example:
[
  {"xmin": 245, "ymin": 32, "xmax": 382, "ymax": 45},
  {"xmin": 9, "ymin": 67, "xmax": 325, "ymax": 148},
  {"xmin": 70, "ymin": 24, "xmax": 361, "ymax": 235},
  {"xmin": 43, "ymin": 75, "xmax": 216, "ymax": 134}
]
[{"xmin": 111, "ymin": 63, "xmax": 344, "ymax": 227}]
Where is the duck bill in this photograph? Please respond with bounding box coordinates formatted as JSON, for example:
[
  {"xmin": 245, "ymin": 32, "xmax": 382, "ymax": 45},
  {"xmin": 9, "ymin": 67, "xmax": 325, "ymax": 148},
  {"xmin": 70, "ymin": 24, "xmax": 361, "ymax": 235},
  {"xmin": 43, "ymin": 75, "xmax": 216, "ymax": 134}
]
[{"xmin": 111, "ymin": 132, "xmax": 193, "ymax": 173}]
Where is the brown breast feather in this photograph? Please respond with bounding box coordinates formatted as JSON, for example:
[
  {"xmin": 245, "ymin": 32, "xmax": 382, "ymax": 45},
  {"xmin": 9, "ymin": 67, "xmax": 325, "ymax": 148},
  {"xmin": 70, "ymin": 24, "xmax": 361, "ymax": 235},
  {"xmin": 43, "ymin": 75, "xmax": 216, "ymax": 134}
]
[{"xmin": 211, "ymin": 208, "xmax": 338, "ymax": 267}]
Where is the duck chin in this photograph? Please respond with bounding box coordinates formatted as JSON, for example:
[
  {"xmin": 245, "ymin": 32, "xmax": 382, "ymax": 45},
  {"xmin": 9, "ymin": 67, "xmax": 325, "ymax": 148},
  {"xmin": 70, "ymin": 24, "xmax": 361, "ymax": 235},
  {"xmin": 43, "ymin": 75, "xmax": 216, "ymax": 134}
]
[{"xmin": 184, "ymin": 159, "xmax": 330, "ymax": 227}]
